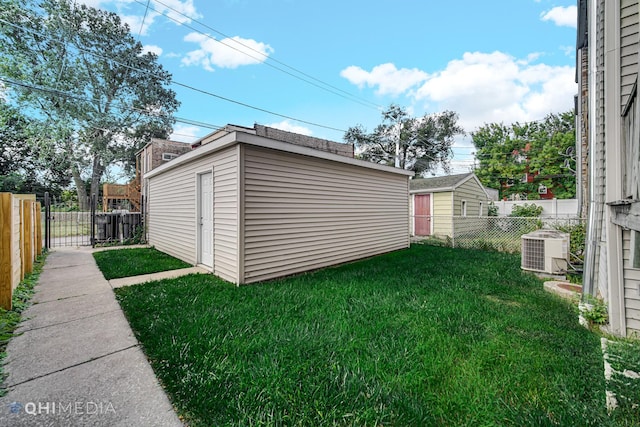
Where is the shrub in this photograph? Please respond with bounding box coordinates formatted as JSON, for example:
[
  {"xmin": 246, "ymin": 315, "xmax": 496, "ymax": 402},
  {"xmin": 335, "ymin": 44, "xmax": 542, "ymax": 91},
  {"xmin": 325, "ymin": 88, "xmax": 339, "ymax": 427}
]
[{"xmin": 510, "ymin": 203, "xmax": 543, "ymax": 217}]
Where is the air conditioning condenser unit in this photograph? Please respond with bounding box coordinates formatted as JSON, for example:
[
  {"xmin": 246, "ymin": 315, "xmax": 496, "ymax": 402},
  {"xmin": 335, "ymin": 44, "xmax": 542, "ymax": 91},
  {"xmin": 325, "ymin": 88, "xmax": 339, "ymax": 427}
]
[{"xmin": 521, "ymin": 230, "xmax": 569, "ymax": 274}]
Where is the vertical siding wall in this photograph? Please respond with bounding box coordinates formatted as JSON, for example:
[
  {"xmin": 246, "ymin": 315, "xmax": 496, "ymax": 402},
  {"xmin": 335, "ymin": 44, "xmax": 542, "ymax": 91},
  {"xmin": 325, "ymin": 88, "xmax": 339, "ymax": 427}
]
[
  {"xmin": 147, "ymin": 146, "xmax": 239, "ymax": 282},
  {"xmin": 622, "ymin": 230, "xmax": 640, "ymax": 334},
  {"xmin": 242, "ymin": 146, "xmax": 409, "ymax": 283}
]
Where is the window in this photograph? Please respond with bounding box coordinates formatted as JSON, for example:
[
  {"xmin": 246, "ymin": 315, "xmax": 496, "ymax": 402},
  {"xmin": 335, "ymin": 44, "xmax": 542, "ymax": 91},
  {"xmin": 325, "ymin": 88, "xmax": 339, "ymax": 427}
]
[
  {"xmin": 461, "ymin": 200, "xmax": 467, "ymax": 217},
  {"xmin": 632, "ymin": 231, "xmax": 640, "ymax": 269},
  {"xmin": 623, "ymin": 83, "xmax": 640, "ymax": 199}
]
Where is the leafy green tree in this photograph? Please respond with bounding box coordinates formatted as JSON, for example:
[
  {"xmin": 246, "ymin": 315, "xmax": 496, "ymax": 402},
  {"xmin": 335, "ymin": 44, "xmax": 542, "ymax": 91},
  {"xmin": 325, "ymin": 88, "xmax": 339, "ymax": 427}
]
[
  {"xmin": 344, "ymin": 104, "xmax": 464, "ymax": 176},
  {"xmin": 471, "ymin": 112, "xmax": 576, "ymax": 199},
  {"xmin": 0, "ymin": 100, "xmax": 69, "ymax": 195},
  {"xmin": 0, "ymin": 101, "xmax": 33, "ymax": 177},
  {"xmin": 0, "ymin": 0, "xmax": 179, "ymax": 209}
]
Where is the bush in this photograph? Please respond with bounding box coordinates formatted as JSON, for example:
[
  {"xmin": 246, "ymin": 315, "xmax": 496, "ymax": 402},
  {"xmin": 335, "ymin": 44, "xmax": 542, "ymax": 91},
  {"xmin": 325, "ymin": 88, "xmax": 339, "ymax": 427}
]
[
  {"xmin": 510, "ymin": 203, "xmax": 543, "ymax": 217},
  {"xmin": 487, "ymin": 202, "xmax": 499, "ymax": 217},
  {"xmin": 555, "ymin": 221, "xmax": 586, "ymax": 263}
]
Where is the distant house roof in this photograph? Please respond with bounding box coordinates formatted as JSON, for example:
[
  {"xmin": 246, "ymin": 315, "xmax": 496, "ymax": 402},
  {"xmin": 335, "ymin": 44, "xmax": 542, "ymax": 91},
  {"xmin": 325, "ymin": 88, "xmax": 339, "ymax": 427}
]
[{"xmin": 484, "ymin": 187, "xmax": 499, "ymax": 201}]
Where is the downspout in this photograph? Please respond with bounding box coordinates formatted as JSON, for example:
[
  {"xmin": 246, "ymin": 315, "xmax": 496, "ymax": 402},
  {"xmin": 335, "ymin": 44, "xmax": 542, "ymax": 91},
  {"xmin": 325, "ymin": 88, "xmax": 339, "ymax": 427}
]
[
  {"xmin": 583, "ymin": 0, "xmax": 600, "ymax": 297},
  {"xmin": 575, "ymin": 92, "xmax": 583, "ymax": 217}
]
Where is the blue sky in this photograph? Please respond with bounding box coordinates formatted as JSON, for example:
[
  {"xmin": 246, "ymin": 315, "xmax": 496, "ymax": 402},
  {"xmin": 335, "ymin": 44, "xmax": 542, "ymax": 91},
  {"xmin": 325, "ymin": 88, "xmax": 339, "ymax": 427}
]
[{"xmin": 81, "ymin": 0, "xmax": 577, "ymax": 175}]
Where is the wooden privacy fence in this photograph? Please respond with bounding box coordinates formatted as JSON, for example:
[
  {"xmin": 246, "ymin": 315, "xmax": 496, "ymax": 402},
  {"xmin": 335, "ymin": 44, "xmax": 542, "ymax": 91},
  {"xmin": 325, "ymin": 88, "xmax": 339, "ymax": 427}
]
[{"xmin": 0, "ymin": 193, "xmax": 43, "ymax": 310}]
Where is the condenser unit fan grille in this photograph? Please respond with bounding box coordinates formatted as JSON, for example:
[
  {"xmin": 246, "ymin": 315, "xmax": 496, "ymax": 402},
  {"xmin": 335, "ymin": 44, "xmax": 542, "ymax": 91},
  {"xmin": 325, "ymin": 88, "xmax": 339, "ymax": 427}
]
[{"xmin": 522, "ymin": 238, "xmax": 545, "ymax": 271}]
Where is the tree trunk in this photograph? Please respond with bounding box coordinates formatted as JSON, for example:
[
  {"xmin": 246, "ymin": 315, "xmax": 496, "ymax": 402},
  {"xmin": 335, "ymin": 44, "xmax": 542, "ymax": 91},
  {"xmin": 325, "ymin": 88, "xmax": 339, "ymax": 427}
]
[
  {"xmin": 71, "ymin": 165, "xmax": 89, "ymax": 211},
  {"xmin": 89, "ymin": 155, "xmax": 104, "ymax": 210}
]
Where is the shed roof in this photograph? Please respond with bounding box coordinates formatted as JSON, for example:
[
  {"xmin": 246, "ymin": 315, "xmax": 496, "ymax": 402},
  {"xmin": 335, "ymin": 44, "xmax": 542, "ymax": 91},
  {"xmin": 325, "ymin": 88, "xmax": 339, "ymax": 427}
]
[{"xmin": 410, "ymin": 173, "xmax": 476, "ymax": 192}]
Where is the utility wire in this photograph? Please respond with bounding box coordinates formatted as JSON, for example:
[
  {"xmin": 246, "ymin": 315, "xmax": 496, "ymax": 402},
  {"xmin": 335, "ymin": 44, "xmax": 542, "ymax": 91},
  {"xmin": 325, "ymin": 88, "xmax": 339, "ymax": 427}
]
[
  {"xmin": 135, "ymin": 0, "xmax": 382, "ymax": 110},
  {"xmin": 0, "ymin": 76, "xmax": 223, "ymax": 134},
  {"xmin": 137, "ymin": 0, "xmax": 152, "ymax": 39},
  {"xmin": 0, "ymin": 16, "xmax": 348, "ymax": 133}
]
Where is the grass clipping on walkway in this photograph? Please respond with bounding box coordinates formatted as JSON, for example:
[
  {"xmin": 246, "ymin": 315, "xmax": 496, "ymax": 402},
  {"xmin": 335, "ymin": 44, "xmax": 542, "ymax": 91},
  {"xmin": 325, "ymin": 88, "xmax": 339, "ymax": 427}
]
[
  {"xmin": 116, "ymin": 245, "xmax": 618, "ymax": 426},
  {"xmin": 93, "ymin": 247, "xmax": 191, "ymax": 280}
]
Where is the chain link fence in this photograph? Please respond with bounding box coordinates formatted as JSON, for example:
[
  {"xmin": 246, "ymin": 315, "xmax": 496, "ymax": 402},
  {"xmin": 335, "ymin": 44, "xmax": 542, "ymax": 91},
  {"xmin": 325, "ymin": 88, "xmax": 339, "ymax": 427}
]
[{"xmin": 412, "ymin": 215, "xmax": 586, "ymax": 263}]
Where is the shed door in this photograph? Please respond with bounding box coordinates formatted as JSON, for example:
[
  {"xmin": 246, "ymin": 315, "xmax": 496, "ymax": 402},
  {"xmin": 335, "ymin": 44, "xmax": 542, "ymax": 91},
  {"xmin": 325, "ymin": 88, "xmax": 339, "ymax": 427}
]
[
  {"xmin": 198, "ymin": 172, "xmax": 214, "ymax": 268},
  {"xmin": 414, "ymin": 194, "xmax": 431, "ymax": 236}
]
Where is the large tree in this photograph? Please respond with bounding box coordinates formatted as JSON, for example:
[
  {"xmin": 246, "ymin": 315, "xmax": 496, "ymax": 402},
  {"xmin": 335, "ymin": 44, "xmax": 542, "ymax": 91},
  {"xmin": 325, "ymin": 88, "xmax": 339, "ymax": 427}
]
[
  {"xmin": 0, "ymin": 0, "xmax": 179, "ymax": 209},
  {"xmin": 344, "ymin": 104, "xmax": 464, "ymax": 176},
  {"xmin": 471, "ymin": 111, "xmax": 576, "ymax": 199}
]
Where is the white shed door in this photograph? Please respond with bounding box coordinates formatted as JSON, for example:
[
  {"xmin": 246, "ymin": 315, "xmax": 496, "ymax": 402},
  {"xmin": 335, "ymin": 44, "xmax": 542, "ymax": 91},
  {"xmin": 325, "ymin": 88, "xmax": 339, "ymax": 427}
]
[{"xmin": 198, "ymin": 172, "xmax": 214, "ymax": 268}]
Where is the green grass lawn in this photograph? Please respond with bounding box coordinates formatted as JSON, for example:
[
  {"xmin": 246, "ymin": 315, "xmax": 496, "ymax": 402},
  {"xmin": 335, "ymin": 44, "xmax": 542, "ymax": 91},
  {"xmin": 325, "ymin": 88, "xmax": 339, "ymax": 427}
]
[
  {"xmin": 115, "ymin": 244, "xmax": 632, "ymax": 426},
  {"xmin": 93, "ymin": 247, "xmax": 191, "ymax": 280}
]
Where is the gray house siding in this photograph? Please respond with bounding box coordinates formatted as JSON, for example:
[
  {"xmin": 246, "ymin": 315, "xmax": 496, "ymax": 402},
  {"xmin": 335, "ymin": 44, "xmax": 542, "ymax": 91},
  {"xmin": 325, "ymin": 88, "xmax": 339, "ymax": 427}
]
[
  {"xmin": 621, "ymin": 0, "xmax": 639, "ymax": 109},
  {"xmin": 585, "ymin": 0, "xmax": 640, "ymax": 335},
  {"xmin": 147, "ymin": 146, "xmax": 239, "ymax": 283},
  {"xmin": 242, "ymin": 145, "xmax": 410, "ymax": 283}
]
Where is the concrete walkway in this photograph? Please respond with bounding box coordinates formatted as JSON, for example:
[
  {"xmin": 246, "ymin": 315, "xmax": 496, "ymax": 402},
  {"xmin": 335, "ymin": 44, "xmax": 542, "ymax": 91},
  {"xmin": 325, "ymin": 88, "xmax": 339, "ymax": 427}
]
[{"xmin": 0, "ymin": 246, "xmax": 203, "ymax": 426}]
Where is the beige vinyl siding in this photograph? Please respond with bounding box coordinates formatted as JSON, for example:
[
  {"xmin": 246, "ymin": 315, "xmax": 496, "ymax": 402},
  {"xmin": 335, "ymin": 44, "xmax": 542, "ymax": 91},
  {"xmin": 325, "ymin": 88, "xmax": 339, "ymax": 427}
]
[
  {"xmin": 453, "ymin": 179, "xmax": 488, "ymax": 217},
  {"xmin": 147, "ymin": 146, "xmax": 239, "ymax": 282},
  {"xmin": 621, "ymin": 0, "xmax": 639, "ymax": 109},
  {"xmin": 432, "ymin": 192, "xmax": 452, "ymax": 237},
  {"xmin": 622, "ymin": 230, "xmax": 640, "ymax": 334},
  {"xmin": 242, "ymin": 146, "xmax": 409, "ymax": 283},
  {"xmin": 452, "ymin": 179, "xmax": 489, "ymax": 236},
  {"xmin": 213, "ymin": 147, "xmax": 240, "ymax": 282}
]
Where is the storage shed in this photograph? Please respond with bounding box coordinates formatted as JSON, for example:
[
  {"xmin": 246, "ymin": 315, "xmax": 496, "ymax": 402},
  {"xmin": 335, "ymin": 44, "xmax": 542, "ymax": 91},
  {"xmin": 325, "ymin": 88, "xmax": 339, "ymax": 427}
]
[
  {"xmin": 144, "ymin": 125, "xmax": 413, "ymax": 284},
  {"xmin": 410, "ymin": 173, "xmax": 490, "ymax": 237}
]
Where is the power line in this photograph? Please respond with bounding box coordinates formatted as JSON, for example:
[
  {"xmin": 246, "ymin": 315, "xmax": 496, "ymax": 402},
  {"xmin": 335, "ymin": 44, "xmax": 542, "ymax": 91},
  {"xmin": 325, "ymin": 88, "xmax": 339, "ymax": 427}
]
[
  {"xmin": 137, "ymin": 0, "xmax": 152, "ymax": 39},
  {"xmin": 0, "ymin": 16, "xmax": 348, "ymax": 133},
  {"xmin": 0, "ymin": 76, "xmax": 222, "ymax": 133},
  {"xmin": 134, "ymin": 0, "xmax": 382, "ymax": 111}
]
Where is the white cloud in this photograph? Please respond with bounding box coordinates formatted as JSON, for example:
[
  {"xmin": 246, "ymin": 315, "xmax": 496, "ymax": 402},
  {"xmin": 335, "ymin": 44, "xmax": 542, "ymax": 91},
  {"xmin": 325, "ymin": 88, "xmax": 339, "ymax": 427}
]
[
  {"xmin": 422, "ymin": 52, "xmax": 576, "ymax": 131},
  {"xmin": 266, "ymin": 120, "xmax": 313, "ymax": 136},
  {"xmin": 541, "ymin": 5, "xmax": 577, "ymax": 28},
  {"xmin": 182, "ymin": 33, "xmax": 273, "ymax": 71},
  {"xmin": 340, "ymin": 63, "xmax": 428, "ymax": 96},
  {"xmin": 170, "ymin": 124, "xmax": 202, "ymax": 143},
  {"xmin": 343, "ymin": 51, "xmax": 577, "ymax": 133},
  {"xmin": 142, "ymin": 44, "xmax": 163, "ymax": 56}
]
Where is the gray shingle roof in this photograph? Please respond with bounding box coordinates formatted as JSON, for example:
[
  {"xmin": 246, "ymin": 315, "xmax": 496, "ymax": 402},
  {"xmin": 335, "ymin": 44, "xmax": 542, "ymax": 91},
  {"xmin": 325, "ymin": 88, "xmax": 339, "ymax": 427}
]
[{"xmin": 409, "ymin": 172, "xmax": 474, "ymax": 192}]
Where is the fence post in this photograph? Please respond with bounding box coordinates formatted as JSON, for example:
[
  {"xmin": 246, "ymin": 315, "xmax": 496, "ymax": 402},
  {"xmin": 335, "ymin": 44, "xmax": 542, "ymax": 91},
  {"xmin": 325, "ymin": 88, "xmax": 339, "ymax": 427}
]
[
  {"xmin": 35, "ymin": 202, "xmax": 42, "ymax": 256},
  {"xmin": 44, "ymin": 191, "xmax": 50, "ymax": 250},
  {"xmin": 0, "ymin": 193, "xmax": 13, "ymax": 310}
]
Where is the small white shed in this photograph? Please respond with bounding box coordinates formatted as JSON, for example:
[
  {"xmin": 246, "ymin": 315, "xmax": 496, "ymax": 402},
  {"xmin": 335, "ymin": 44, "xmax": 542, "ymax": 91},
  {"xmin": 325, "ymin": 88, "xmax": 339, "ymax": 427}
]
[{"xmin": 144, "ymin": 125, "xmax": 413, "ymax": 284}]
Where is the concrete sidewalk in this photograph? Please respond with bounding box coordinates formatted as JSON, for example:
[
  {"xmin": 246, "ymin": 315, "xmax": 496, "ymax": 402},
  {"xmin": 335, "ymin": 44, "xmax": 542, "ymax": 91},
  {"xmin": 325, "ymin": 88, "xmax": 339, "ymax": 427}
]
[{"xmin": 0, "ymin": 247, "xmax": 189, "ymax": 426}]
